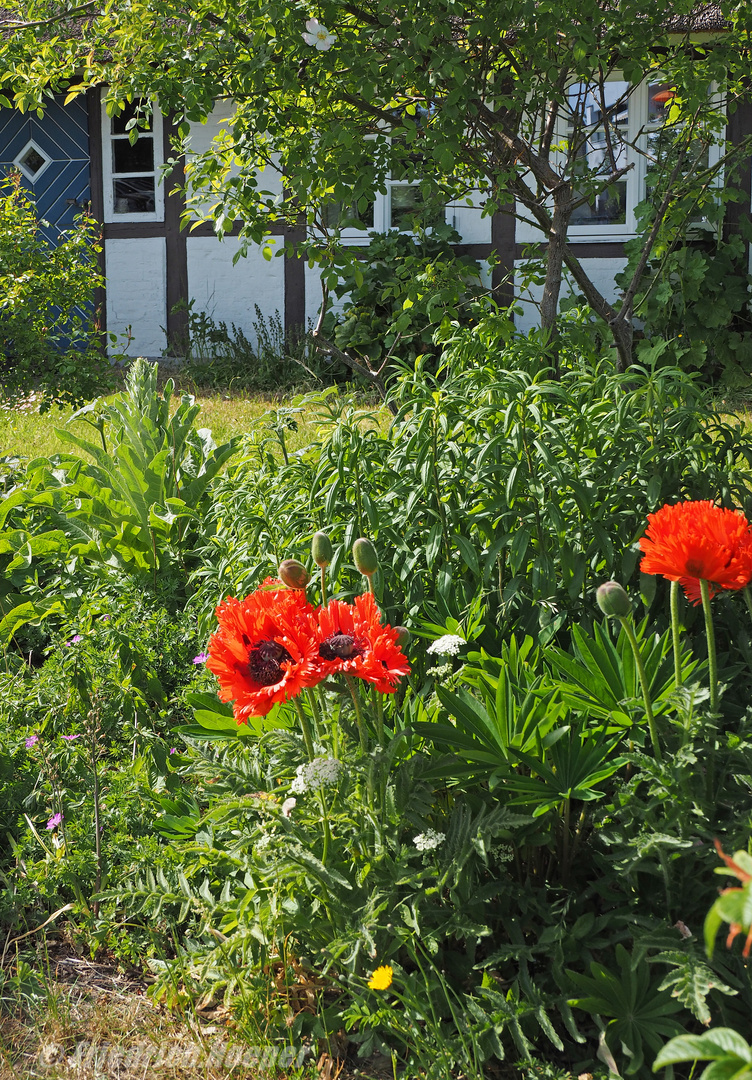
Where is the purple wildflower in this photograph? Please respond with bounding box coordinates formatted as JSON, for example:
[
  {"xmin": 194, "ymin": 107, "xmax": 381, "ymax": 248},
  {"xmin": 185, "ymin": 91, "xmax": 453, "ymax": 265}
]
[
  {"xmin": 169, "ymin": 747, "xmax": 177, "ymax": 755},
  {"xmin": 192, "ymin": 652, "xmax": 209, "ymax": 664},
  {"xmin": 61, "ymin": 734, "xmax": 82, "ymax": 741},
  {"xmin": 25, "ymin": 734, "xmax": 39, "ymax": 749},
  {"xmin": 46, "ymin": 812, "xmax": 63, "ymax": 830}
]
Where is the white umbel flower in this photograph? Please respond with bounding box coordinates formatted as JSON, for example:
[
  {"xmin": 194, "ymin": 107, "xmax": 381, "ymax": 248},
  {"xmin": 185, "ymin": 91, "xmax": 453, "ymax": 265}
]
[
  {"xmin": 426, "ymin": 634, "xmax": 465, "ymax": 656},
  {"xmin": 413, "ymin": 829, "xmax": 446, "ymax": 852},
  {"xmin": 291, "ymin": 756, "xmax": 343, "ymax": 794},
  {"xmin": 302, "ymin": 18, "xmax": 336, "ymax": 50}
]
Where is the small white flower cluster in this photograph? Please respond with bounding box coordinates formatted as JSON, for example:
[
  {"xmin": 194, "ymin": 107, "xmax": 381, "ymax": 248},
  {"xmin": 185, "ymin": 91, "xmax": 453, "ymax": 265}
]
[
  {"xmin": 426, "ymin": 634, "xmax": 465, "ymax": 657},
  {"xmin": 413, "ymin": 829, "xmax": 446, "ymax": 852},
  {"xmin": 255, "ymin": 832, "xmax": 273, "ymax": 853},
  {"xmin": 290, "ymin": 756, "xmax": 342, "ymax": 794}
]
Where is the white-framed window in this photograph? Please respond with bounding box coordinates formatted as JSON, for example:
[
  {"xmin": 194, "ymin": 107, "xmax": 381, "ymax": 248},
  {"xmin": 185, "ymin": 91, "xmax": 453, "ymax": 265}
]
[
  {"xmin": 101, "ymin": 93, "xmax": 164, "ymax": 223},
  {"xmin": 516, "ymin": 75, "xmax": 725, "ymax": 244},
  {"xmin": 323, "ymin": 179, "xmax": 447, "ymax": 244}
]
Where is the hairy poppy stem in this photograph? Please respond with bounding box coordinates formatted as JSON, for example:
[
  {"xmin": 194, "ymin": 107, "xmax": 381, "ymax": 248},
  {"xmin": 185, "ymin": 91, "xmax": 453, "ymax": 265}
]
[
  {"xmin": 306, "ymin": 687, "xmax": 323, "ymax": 743},
  {"xmin": 345, "ymin": 674, "xmax": 369, "ymax": 752},
  {"xmin": 618, "ymin": 616, "xmax": 662, "ymax": 761},
  {"xmin": 670, "ymin": 580, "xmax": 683, "ymax": 690},
  {"xmin": 293, "ymin": 698, "xmax": 315, "ymax": 760},
  {"xmin": 699, "ymin": 579, "xmax": 719, "ymax": 715},
  {"xmin": 320, "ymin": 565, "xmax": 328, "ymax": 607},
  {"xmin": 700, "ymin": 578, "xmax": 718, "ymax": 798}
]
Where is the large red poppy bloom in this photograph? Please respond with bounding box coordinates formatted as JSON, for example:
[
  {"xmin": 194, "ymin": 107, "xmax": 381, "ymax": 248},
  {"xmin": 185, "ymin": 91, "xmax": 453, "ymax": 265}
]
[
  {"xmin": 316, "ymin": 593, "xmax": 410, "ymax": 693},
  {"xmin": 639, "ymin": 500, "xmax": 752, "ymax": 604},
  {"xmin": 207, "ymin": 587, "xmax": 321, "ymax": 720}
]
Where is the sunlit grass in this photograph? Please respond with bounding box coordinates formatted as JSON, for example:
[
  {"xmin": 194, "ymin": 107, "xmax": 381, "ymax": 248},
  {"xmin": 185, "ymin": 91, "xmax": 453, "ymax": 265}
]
[{"xmin": 0, "ymin": 383, "xmax": 356, "ymax": 465}]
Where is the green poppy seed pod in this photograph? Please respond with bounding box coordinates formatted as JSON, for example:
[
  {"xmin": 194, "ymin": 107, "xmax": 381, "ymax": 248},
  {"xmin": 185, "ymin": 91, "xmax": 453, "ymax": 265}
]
[
  {"xmin": 393, "ymin": 626, "xmax": 411, "ymax": 649},
  {"xmin": 278, "ymin": 558, "xmax": 310, "ymax": 590},
  {"xmin": 596, "ymin": 581, "xmax": 632, "ymax": 619},
  {"xmin": 353, "ymin": 537, "xmax": 379, "ymax": 577},
  {"xmin": 312, "ymin": 531, "xmax": 333, "ymax": 568}
]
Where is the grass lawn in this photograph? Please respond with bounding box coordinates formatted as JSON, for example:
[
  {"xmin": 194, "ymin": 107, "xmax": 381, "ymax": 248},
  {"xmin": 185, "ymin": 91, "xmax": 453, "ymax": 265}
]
[{"xmin": 0, "ymin": 381, "xmax": 359, "ymax": 464}]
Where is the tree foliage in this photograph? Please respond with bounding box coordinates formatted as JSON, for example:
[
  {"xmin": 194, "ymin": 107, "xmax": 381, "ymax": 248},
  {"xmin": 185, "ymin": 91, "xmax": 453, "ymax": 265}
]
[{"xmin": 1, "ymin": 1, "xmax": 751, "ymax": 364}]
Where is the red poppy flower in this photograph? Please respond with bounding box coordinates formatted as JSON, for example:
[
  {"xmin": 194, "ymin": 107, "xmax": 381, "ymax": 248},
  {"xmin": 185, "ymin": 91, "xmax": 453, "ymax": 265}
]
[
  {"xmin": 207, "ymin": 587, "xmax": 321, "ymax": 720},
  {"xmin": 639, "ymin": 500, "xmax": 752, "ymax": 604},
  {"xmin": 316, "ymin": 593, "xmax": 410, "ymax": 692}
]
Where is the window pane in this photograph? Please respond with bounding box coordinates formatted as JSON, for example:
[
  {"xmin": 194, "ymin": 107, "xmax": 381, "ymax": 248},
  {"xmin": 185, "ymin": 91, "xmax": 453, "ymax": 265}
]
[
  {"xmin": 113, "ymin": 177, "xmax": 156, "ymax": 214},
  {"xmin": 112, "ymin": 100, "xmax": 152, "ymax": 135},
  {"xmin": 389, "ymin": 185, "xmax": 443, "ymax": 230},
  {"xmin": 570, "ymin": 180, "xmax": 627, "ymax": 225},
  {"xmin": 113, "ymin": 136, "xmax": 154, "ymax": 174},
  {"xmin": 648, "ymin": 83, "xmax": 675, "ymax": 125},
  {"xmin": 568, "ymin": 81, "xmax": 628, "ymax": 226},
  {"xmin": 323, "ymin": 199, "xmax": 374, "ymax": 230}
]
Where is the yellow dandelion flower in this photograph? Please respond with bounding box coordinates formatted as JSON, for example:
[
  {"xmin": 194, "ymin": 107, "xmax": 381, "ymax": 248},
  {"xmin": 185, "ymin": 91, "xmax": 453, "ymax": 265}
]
[{"xmin": 368, "ymin": 965, "xmax": 393, "ymax": 990}]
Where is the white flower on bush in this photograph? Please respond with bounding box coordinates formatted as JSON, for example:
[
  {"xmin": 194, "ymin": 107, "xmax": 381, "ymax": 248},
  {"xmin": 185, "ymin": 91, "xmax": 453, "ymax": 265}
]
[
  {"xmin": 426, "ymin": 634, "xmax": 465, "ymax": 657},
  {"xmin": 302, "ymin": 18, "xmax": 336, "ymax": 50},
  {"xmin": 413, "ymin": 829, "xmax": 446, "ymax": 852},
  {"xmin": 290, "ymin": 756, "xmax": 343, "ymax": 794}
]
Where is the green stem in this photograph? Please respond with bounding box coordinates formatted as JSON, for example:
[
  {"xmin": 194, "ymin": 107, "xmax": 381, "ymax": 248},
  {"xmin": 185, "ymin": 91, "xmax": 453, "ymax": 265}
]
[
  {"xmin": 317, "ymin": 789, "xmax": 331, "ymax": 866},
  {"xmin": 345, "ymin": 674, "xmax": 369, "ymax": 752},
  {"xmin": 670, "ymin": 579, "xmax": 683, "ymax": 690},
  {"xmin": 700, "ymin": 578, "xmax": 718, "ymax": 798},
  {"xmin": 743, "ymin": 585, "xmax": 752, "ymax": 624},
  {"xmin": 306, "ymin": 687, "xmax": 323, "ymax": 744},
  {"xmin": 619, "ymin": 616, "xmax": 662, "ymax": 761},
  {"xmin": 293, "ymin": 698, "xmax": 315, "ymax": 761},
  {"xmin": 700, "ymin": 579, "xmax": 719, "ymax": 715},
  {"xmin": 320, "ymin": 565, "xmax": 328, "ymax": 606}
]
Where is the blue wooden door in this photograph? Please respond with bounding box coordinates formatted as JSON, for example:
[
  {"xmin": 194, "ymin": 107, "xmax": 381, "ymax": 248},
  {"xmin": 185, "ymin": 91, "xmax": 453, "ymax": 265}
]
[{"xmin": 0, "ymin": 93, "xmax": 90, "ymax": 243}]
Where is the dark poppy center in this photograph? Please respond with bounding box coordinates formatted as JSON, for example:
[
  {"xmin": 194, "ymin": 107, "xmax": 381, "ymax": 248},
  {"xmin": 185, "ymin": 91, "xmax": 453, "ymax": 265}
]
[
  {"xmin": 247, "ymin": 639, "xmax": 292, "ymax": 686},
  {"xmin": 319, "ymin": 633, "xmax": 364, "ymax": 661},
  {"xmin": 685, "ymin": 559, "xmax": 705, "ymax": 578}
]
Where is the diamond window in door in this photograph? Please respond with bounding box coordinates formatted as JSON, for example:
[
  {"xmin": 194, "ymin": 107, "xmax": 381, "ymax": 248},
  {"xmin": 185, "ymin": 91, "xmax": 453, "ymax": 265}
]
[{"xmin": 14, "ymin": 139, "xmax": 51, "ymax": 182}]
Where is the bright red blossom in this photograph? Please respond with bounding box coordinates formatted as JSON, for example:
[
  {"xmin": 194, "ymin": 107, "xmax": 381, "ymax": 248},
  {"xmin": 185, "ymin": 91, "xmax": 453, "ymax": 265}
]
[
  {"xmin": 639, "ymin": 500, "xmax": 752, "ymax": 604},
  {"xmin": 207, "ymin": 587, "xmax": 321, "ymax": 721},
  {"xmin": 316, "ymin": 592, "xmax": 410, "ymax": 692}
]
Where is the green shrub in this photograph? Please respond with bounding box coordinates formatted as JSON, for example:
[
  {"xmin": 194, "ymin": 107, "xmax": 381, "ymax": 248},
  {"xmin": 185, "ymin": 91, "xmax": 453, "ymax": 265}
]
[
  {"xmin": 0, "ymin": 172, "xmax": 116, "ymax": 410},
  {"xmin": 322, "ymin": 225, "xmax": 484, "ymax": 371}
]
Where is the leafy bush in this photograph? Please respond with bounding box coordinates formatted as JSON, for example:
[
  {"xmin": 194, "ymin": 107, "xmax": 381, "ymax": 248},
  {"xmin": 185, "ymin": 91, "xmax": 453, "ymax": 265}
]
[
  {"xmin": 190, "ymin": 315, "xmax": 752, "ymax": 644},
  {"xmin": 617, "ymin": 230, "xmax": 752, "ymax": 388},
  {"xmin": 322, "ymin": 225, "xmax": 484, "ymax": 370},
  {"xmin": 0, "ymin": 172, "xmax": 116, "ymax": 410}
]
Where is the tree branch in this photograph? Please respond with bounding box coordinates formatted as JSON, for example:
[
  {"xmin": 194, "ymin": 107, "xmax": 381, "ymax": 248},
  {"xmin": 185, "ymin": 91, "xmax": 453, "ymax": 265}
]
[{"xmin": 5, "ymin": 1, "xmax": 99, "ymax": 29}]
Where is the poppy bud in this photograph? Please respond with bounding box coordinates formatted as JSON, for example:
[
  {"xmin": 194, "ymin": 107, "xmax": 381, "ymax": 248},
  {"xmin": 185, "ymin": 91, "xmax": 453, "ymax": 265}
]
[
  {"xmin": 596, "ymin": 581, "xmax": 632, "ymax": 619},
  {"xmin": 278, "ymin": 558, "xmax": 310, "ymax": 590},
  {"xmin": 393, "ymin": 626, "xmax": 411, "ymax": 648},
  {"xmin": 312, "ymin": 531, "xmax": 333, "ymax": 568},
  {"xmin": 353, "ymin": 537, "xmax": 379, "ymax": 577}
]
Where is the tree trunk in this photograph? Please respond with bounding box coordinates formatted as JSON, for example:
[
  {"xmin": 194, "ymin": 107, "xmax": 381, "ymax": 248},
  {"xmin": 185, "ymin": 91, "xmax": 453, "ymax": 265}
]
[{"xmin": 540, "ymin": 184, "xmax": 572, "ymax": 369}]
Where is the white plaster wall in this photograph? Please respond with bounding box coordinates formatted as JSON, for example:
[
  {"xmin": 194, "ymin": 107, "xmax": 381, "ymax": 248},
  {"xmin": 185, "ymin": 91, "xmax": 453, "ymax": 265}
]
[
  {"xmin": 513, "ymin": 257, "xmax": 624, "ymax": 334},
  {"xmin": 447, "ymin": 195, "xmax": 492, "ymax": 244},
  {"xmin": 106, "ymin": 238, "xmax": 167, "ymax": 358},
  {"xmin": 186, "ymin": 235, "xmax": 285, "ymax": 342}
]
